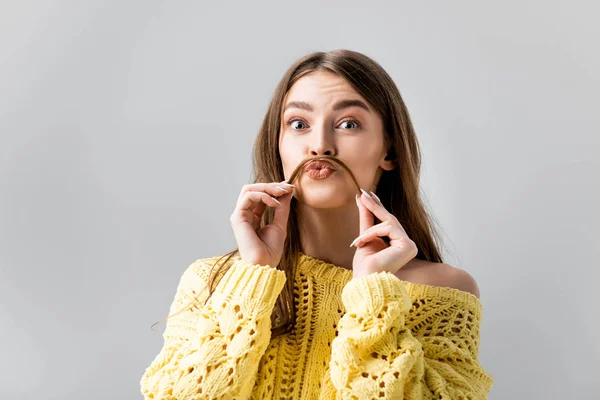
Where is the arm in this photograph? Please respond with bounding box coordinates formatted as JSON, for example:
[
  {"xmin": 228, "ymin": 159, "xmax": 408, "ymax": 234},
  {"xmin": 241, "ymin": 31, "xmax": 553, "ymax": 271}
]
[
  {"xmin": 140, "ymin": 257, "xmax": 286, "ymax": 400},
  {"xmin": 328, "ymin": 272, "xmax": 494, "ymax": 399}
]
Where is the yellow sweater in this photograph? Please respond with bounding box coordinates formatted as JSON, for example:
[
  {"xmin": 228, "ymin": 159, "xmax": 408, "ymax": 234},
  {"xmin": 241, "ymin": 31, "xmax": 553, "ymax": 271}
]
[{"xmin": 140, "ymin": 253, "xmax": 494, "ymax": 399}]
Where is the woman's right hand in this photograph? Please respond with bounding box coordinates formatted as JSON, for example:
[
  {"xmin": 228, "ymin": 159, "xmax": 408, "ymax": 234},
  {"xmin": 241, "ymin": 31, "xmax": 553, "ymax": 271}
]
[{"xmin": 229, "ymin": 181, "xmax": 295, "ymax": 268}]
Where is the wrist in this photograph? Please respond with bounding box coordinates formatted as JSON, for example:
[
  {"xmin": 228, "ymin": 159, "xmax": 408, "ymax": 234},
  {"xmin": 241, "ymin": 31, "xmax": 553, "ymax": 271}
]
[
  {"xmin": 352, "ymin": 266, "xmax": 380, "ymax": 278},
  {"xmin": 352, "ymin": 269, "xmax": 370, "ymax": 279},
  {"xmin": 239, "ymin": 251, "xmax": 280, "ymax": 269}
]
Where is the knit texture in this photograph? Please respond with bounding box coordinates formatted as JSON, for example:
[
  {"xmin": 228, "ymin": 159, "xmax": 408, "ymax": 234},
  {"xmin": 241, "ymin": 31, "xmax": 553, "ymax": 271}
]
[{"xmin": 140, "ymin": 253, "xmax": 494, "ymax": 399}]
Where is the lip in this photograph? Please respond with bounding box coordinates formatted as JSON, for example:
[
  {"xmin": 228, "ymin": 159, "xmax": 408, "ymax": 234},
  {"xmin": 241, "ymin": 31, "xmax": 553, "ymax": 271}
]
[
  {"xmin": 304, "ymin": 160, "xmax": 337, "ymax": 172},
  {"xmin": 306, "ymin": 168, "xmax": 335, "ymax": 180}
]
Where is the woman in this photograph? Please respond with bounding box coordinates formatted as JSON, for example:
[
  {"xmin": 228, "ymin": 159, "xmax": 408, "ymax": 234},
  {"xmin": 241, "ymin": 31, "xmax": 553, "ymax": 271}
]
[{"xmin": 140, "ymin": 49, "xmax": 494, "ymax": 399}]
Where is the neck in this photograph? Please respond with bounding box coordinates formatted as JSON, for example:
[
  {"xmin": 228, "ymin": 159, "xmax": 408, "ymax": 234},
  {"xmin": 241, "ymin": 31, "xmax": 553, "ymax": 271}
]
[{"xmin": 297, "ymin": 203, "xmax": 359, "ymax": 270}]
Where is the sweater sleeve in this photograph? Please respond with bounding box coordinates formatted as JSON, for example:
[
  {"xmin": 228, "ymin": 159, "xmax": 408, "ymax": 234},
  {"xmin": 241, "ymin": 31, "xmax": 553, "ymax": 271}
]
[
  {"xmin": 328, "ymin": 272, "xmax": 494, "ymax": 399},
  {"xmin": 140, "ymin": 257, "xmax": 286, "ymax": 400}
]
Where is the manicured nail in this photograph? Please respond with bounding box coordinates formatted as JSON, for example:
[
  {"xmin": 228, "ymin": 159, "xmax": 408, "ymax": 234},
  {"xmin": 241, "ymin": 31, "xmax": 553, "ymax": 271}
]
[
  {"xmin": 360, "ymin": 189, "xmax": 372, "ymax": 199},
  {"xmin": 275, "ymin": 186, "xmax": 289, "ymax": 193},
  {"xmin": 281, "ymin": 181, "xmax": 295, "ymax": 187},
  {"xmin": 370, "ymin": 191, "xmax": 382, "ymax": 204},
  {"xmin": 355, "ymin": 194, "xmax": 361, "ymax": 208},
  {"xmin": 271, "ymin": 196, "xmax": 281, "ymax": 205},
  {"xmin": 350, "ymin": 234, "xmax": 365, "ymax": 247}
]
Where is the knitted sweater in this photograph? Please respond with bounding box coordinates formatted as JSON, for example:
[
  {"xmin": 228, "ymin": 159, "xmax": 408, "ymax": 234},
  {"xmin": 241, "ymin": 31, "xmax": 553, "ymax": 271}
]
[{"xmin": 140, "ymin": 253, "xmax": 494, "ymax": 399}]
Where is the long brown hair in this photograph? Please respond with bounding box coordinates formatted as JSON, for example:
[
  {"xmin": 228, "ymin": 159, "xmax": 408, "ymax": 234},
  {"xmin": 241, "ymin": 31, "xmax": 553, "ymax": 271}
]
[{"xmin": 157, "ymin": 49, "xmax": 446, "ymax": 336}]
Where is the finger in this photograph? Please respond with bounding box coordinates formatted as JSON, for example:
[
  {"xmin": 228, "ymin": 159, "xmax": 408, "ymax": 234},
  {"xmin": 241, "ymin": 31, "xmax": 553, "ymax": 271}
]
[
  {"xmin": 350, "ymin": 221, "xmax": 408, "ymax": 247},
  {"xmin": 359, "ymin": 190, "xmax": 406, "ymax": 233},
  {"xmin": 373, "ymin": 238, "xmax": 419, "ymax": 269},
  {"xmin": 249, "ymin": 182, "xmax": 294, "ymax": 221},
  {"xmin": 356, "ymin": 194, "xmax": 374, "ymax": 234},
  {"xmin": 237, "ymin": 182, "xmax": 294, "ymax": 205},
  {"xmin": 350, "ymin": 221, "xmax": 391, "ymax": 247},
  {"xmin": 253, "ymin": 200, "xmax": 266, "ymax": 222},
  {"xmin": 237, "ymin": 191, "xmax": 282, "ymax": 213}
]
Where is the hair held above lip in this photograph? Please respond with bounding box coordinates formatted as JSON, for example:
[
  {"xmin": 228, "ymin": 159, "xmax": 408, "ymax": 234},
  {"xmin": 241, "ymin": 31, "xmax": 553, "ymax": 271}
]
[
  {"xmin": 287, "ymin": 155, "xmax": 362, "ymax": 194},
  {"xmin": 304, "ymin": 160, "xmax": 336, "ymax": 171}
]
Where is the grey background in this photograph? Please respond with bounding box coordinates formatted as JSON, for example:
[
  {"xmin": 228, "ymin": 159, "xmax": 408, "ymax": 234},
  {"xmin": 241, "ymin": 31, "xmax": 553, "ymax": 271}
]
[{"xmin": 1, "ymin": 1, "xmax": 598, "ymax": 399}]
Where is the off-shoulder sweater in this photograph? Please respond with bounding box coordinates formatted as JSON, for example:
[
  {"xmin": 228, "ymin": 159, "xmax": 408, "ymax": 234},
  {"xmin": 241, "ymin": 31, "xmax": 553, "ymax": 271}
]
[{"xmin": 140, "ymin": 253, "xmax": 494, "ymax": 399}]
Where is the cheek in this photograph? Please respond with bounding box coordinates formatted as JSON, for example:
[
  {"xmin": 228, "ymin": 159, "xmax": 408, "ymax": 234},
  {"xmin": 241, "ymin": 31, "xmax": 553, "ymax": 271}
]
[
  {"xmin": 345, "ymin": 138, "xmax": 380, "ymax": 163},
  {"xmin": 354, "ymin": 159, "xmax": 380, "ymax": 183},
  {"xmin": 344, "ymin": 144, "xmax": 383, "ymax": 184}
]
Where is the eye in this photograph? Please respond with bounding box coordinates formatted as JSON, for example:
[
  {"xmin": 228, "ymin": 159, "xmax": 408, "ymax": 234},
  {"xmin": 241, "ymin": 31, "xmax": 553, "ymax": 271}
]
[
  {"xmin": 338, "ymin": 119, "xmax": 360, "ymax": 130},
  {"xmin": 287, "ymin": 118, "xmax": 309, "ymax": 130}
]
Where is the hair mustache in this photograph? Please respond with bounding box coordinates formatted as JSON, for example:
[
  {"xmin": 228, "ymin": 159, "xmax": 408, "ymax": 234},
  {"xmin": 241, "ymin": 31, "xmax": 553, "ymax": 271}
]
[{"xmin": 287, "ymin": 155, "xmax": 362, "ymax": 194}]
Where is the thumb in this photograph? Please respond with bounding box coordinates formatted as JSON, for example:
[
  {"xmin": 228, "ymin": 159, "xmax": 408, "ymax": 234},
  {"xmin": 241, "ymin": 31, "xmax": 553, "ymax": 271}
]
[{"xmin": 357, "ymin": 193, "xmax": 374, "ymax": 234}]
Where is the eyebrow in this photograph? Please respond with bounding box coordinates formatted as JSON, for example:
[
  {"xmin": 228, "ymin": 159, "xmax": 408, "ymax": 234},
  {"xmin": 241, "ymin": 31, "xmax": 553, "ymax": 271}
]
[{"xmin": 283, "ymin": 99, "xmax": 371, "ymax": 113}]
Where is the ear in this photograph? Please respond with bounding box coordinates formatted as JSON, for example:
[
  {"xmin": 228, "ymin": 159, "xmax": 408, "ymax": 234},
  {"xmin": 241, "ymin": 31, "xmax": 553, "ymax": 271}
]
[
  {"xmin": 380, "ymin": 157, "xmax": 396, "ymax": 171},
  {"xmin": 380, "ymin": 143, "xmax": 396, "ymax": 171}
]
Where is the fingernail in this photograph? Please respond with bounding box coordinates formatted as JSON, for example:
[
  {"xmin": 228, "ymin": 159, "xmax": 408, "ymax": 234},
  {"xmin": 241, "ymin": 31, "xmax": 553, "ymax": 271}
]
[
  {"xmin": 271, "ymin": 196, "xmax": 281, "ymax": 205},
  {"xmin": 370, "ymin": 191, "xmax": 382, "ymax": 204},
  {"xmin": 281, "ymin": 181, "xmax": 295, "ymax": 187},
  {"xmin": 360, "ymin": 189, "xmax": 372, "ymax": 199},
  {"xmin": 350, "ymin": 234, "xmax": 365, "ymax": 247},
  {"xmin": 355, "ymin": 194, "xmax": 361, "ymax": 208},
  {"xmin": 276, "ymin": 186, "xmax": 289, "ymax": 193}
]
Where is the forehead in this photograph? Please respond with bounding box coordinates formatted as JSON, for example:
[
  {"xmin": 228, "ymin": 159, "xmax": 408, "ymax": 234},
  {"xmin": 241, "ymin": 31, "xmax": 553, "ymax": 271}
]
[{"xmin": 283, "ymin": 71, "xmax": 365, "ymax": 109}]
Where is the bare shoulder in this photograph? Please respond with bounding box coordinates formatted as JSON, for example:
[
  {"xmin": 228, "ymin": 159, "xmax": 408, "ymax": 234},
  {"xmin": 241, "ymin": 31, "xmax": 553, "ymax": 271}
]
[
  {"xmin": 395, "ymin": 259, "xmax": 481, "ymax": 299},
  {"xmin": 444, "ymin": 264, "xmax": 480, "ymax": 298}
]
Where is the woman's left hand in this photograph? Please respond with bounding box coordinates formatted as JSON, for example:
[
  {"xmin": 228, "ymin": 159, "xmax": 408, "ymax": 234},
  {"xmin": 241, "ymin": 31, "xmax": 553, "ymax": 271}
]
[{"xmin": 351, "ymin": 190, "xmax": 418, "ymax": 278}]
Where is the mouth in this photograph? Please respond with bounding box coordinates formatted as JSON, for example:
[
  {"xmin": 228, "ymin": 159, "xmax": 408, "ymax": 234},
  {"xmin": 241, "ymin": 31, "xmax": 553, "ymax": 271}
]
[
  {"xmin": 286, "ymin": 155, "xmax": 361, "ymax": 193},
  {"xmin": 304, "ymin": 160, "xmax": 337, "ymax": 172},
  {"xmin": 304, "ymin": 160, "xmax": 337, "ymax": 180}
]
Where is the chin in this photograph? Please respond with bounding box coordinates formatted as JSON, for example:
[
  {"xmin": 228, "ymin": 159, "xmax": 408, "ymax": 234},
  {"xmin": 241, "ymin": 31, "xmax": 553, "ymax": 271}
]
[{"xmin": 295, "ymin": 180, "xmax": 353, "ymax": 209}]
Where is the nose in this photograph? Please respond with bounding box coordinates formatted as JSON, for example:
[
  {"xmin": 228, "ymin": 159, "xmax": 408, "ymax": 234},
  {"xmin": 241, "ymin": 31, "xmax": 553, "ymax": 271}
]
[{"xmin": 308, "ymin": 126, "xmax": 335, "ymax": 157}]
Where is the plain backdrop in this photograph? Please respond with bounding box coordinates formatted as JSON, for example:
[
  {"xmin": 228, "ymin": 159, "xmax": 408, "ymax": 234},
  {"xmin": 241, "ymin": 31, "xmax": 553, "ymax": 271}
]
[{"xmin": 1, "ymin": 1, "xmax": 598, "ymax": 399}]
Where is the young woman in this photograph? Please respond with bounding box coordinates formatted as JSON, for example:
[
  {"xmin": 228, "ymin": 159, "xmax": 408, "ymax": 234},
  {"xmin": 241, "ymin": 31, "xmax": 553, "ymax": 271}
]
[{"xmin": 140, "ymin": 49, "xmax": 494, "ymax": 399}]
